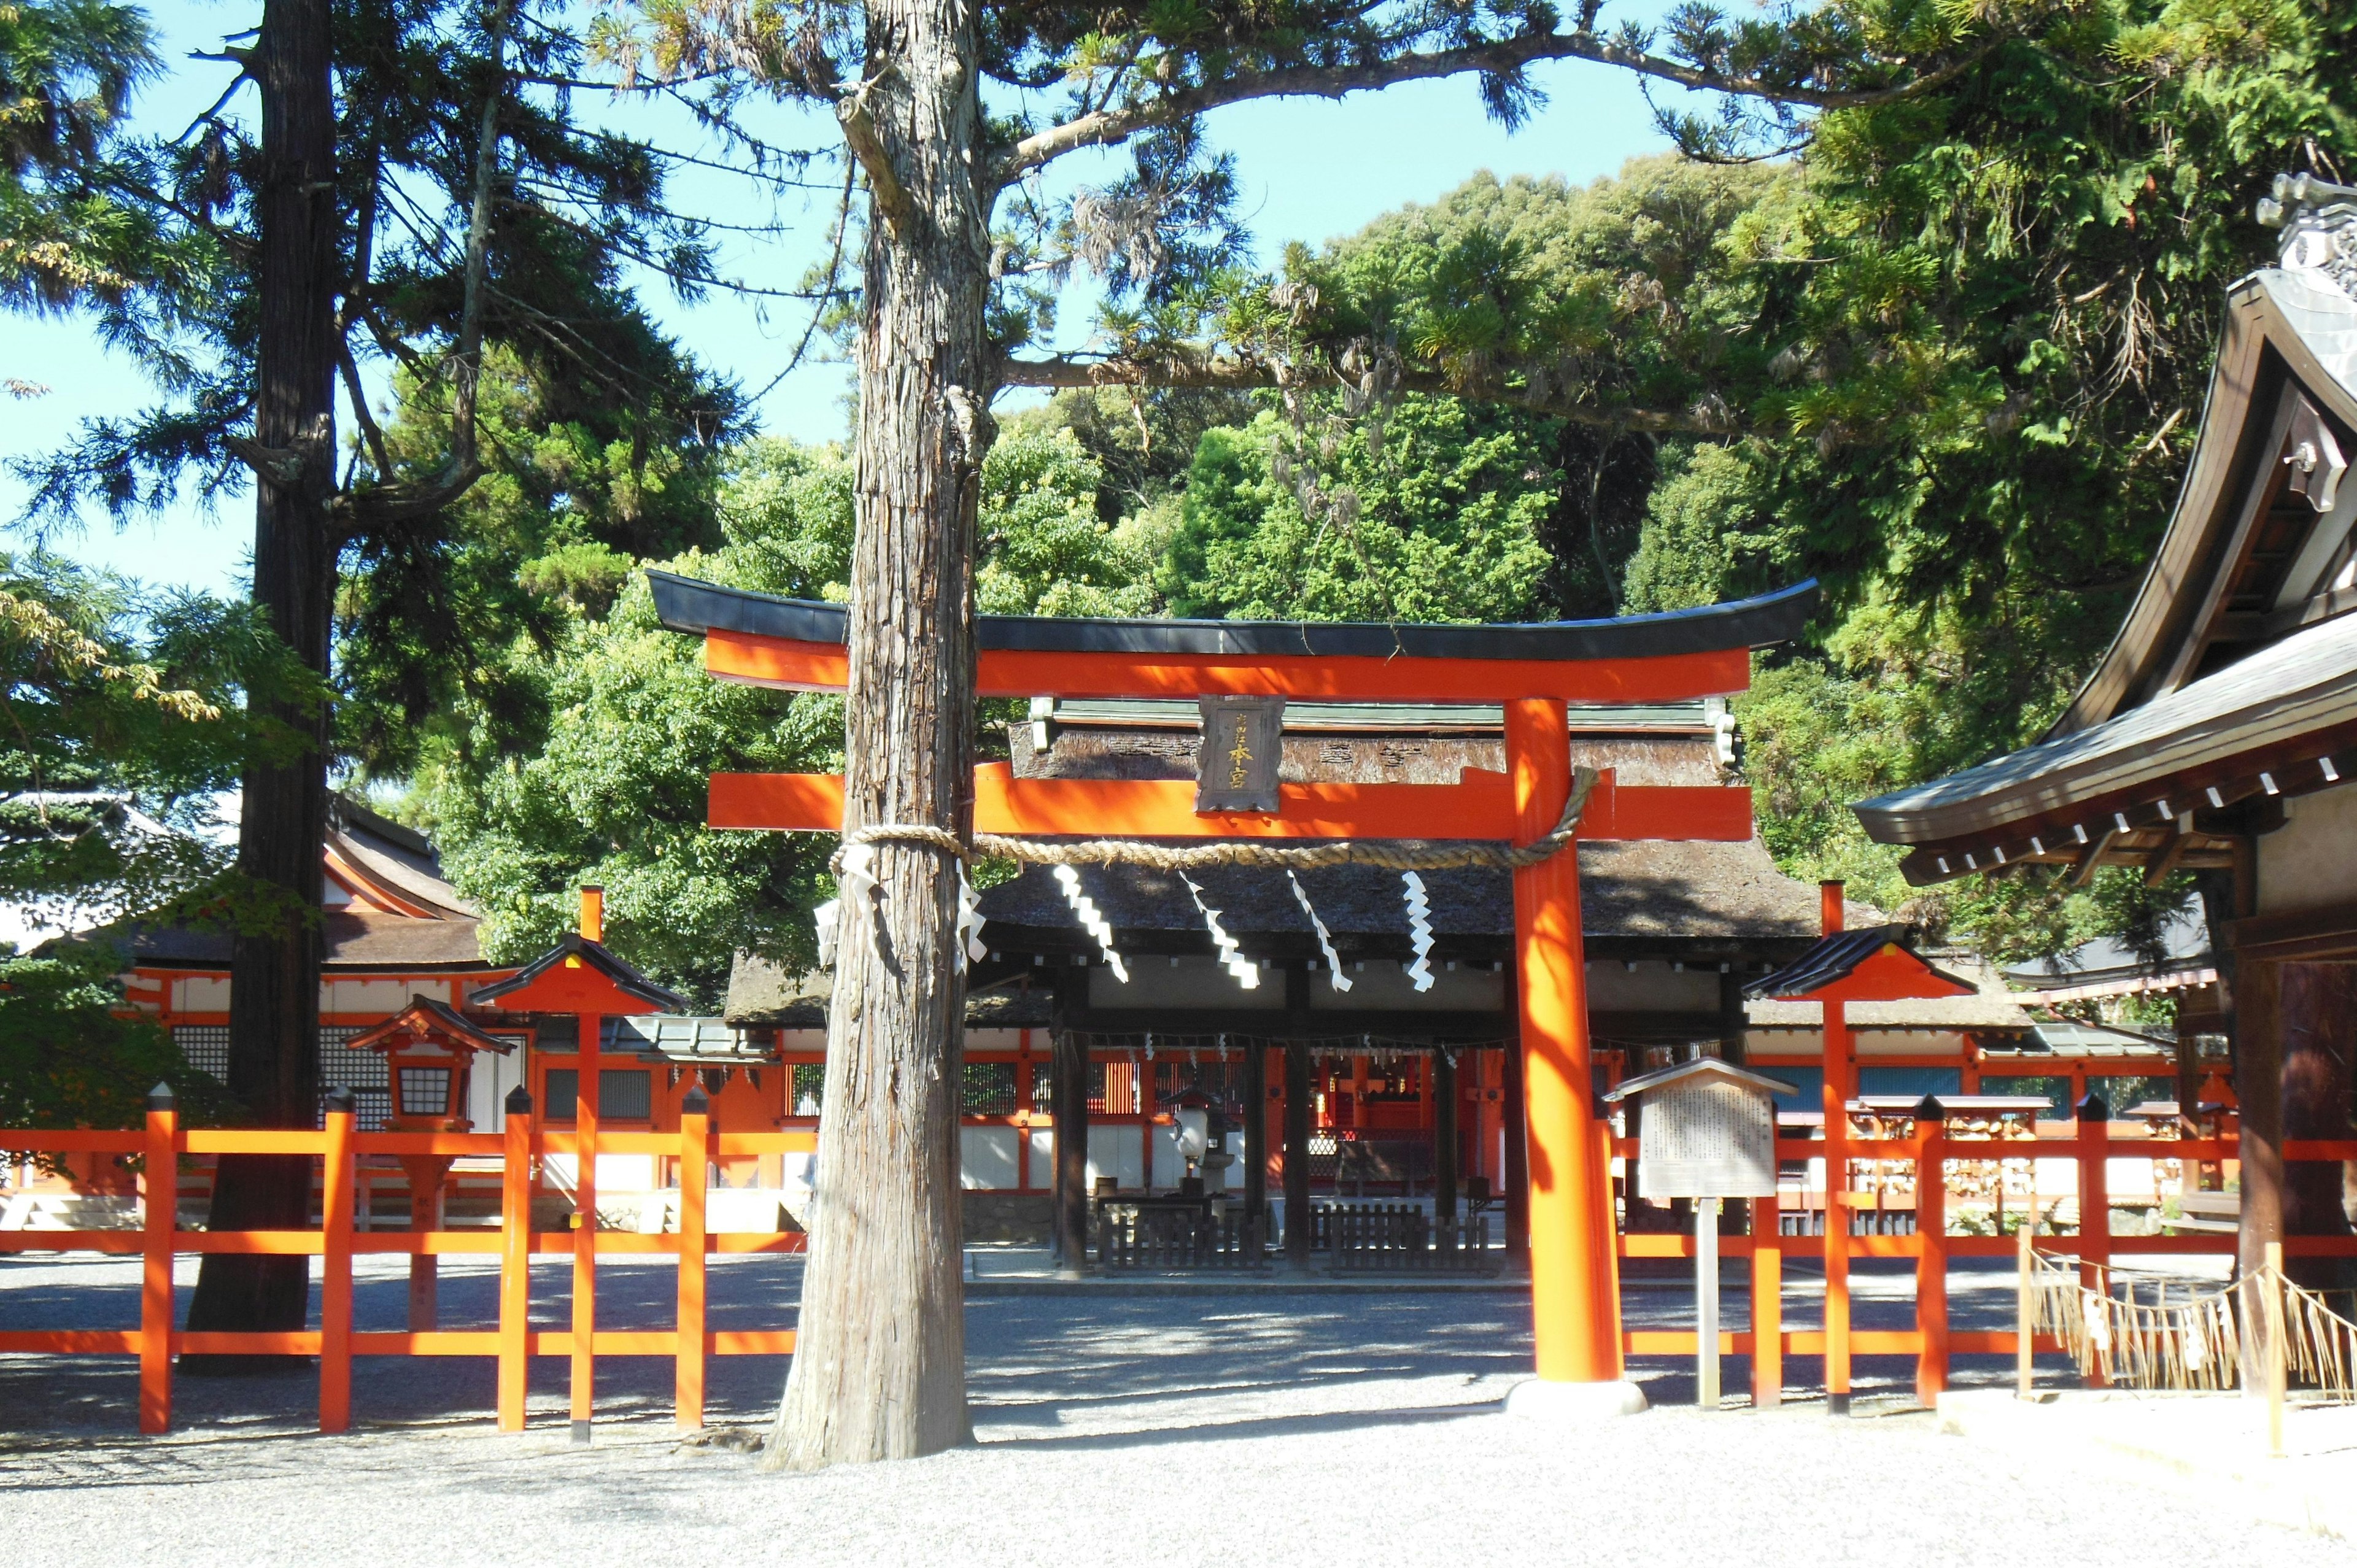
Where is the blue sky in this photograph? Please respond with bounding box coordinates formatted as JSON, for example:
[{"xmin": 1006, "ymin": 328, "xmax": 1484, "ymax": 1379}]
[{"xmin": 4, "ymin": 6, "xmax": 1689, "ymax": 598}]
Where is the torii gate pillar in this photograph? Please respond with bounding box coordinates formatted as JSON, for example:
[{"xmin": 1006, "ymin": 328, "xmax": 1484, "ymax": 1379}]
[{"xmin": 1506, "ymin": 699, "xmax": 1644, "ymax": 1416}]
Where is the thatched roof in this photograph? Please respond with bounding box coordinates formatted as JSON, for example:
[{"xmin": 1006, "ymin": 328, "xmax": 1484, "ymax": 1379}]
[{"xmin": 972, "ymin": 837, "xmax": 1876, "ymax": 959}]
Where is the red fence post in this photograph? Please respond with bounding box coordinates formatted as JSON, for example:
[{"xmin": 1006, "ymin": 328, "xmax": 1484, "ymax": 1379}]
[
  {"xmin": 319, "ymin": 1088, "xmax": 357, "ymax": 1433},
  {"xmin": 498, "ymin": 1085, "xmax": 533, "ymax": 1432},
  {"xmin": 1750, "ymin": 1192, "xmax": 1782, "ymax": 1409},
  {"xmin": 1913, "ymin": 1101, "xmax": 1948, "ymax": 1406},
  {"xmin": 139, "ymin": 1084, "xmax": 178, "ymax": 1435},
  {"xmin": 2076, "ymin": 1091, "xmax": 2110, "ymax": 1389},
  {"xmin": 676, "ymin": 1086, "xmax": 710, "ymax": 1429},
  {"xmin": 572, "ymin": 1011, "xmax": 603, "ymax": 1445}
]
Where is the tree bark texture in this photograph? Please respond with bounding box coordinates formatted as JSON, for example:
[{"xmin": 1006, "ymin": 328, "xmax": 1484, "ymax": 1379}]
[
  {"xmin": 184, "ymin": 0, "xmax": 341, "ymax": 1359},
  {"xmin": 767, "ymin": 0, "xmax": 989, "ymax": 1469},
  {"xmin": 2279, "ymin": 962, "xmax": 2357, "ymax": 1288}
]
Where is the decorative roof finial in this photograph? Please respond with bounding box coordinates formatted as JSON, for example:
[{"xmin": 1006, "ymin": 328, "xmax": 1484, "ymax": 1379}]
[{"xmin": 2256, "ymin": 171, "xmax": 2357, "ymax": 298}]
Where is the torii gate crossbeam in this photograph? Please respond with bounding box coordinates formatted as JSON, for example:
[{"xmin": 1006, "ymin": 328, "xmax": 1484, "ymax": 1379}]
[{"xmin": 650, "ymin": 570, "xmax": 1820, "ymax": 1406}]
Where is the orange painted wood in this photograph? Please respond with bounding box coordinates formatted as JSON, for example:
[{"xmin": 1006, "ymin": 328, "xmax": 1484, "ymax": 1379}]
[
  {"xmin": 1510, "ymin": 698, "xmax": 1616, "ymax": 1383},
  {"xmin": 1618, "ymin": 1234, "xmax": 1759, "ymax": 1257},
  {"xmin": 0, "ymin": 1232, "xmax": 143, "ymax": 1254},
  {"xmin": 319, "ymin": 1100, "xmax": 357, "ymax": 1433},
  {"xmin": 355, "ymin": 1332, "xmax": 501, "ymax": 1355},
  {"xmin": 1626, "ymin": 1330, "xmax": 1755, "ymax": 1354},
  {"xmin": 0, "ymin": 1330, "xmax": 142, "ymax": 1353},
  {"xmin": 1949, "ymin": 1332, "xmax": 2067, "ymax": 1354},
  {"xmin": 706, "ymin": 625, "xmax": 1756, "ymax": 704},
  {"xmin": 181, "ymin": 1129, "xmax": 330, "ymax": 1154},
  {"xmin": 2078, "ymin": 1110, "xmax": 2110, "ymax": 1390},
  {"xmin": 179, "ymin": 1231, "xmax": 327, "ymax": 1254},
  {"xmin": 1822, "ymin": 994, "xmax": 1853, "ymax": 1404},
  {"xmin": 571, "ymin": 1014, "xmax": 602, "ymax": 1435},
  {"xmin": 1751, "ymin": 1194, "xmax": 1782, "ymax": 1410},
  {"xmin": 177, "ymin": 1330, "xmax": 322, "ymax": 1354},
  {"xmin": 0, "ymin": 1129, "xmax": 141, "ymax": 1153},
  {"xmin": 1916, "ymin": 1126, "xmax": 1948, "ymax": 1405},
  {"xmin": 497, "ymin": 1097, "xmax": 532, "ymax": 1432},
  {"xmin": 138, "ymin": 1103, "xmax": 176, "ymax": 1435},
  {"xmin": 710, "ymin": 765, "xmax": 1753, "ymax": 843},
  {"xmin": 359, "ymin": 1132, "xmax": 503, "ymax": 1157},
  {"xmin": 675, "ymin": 1105, "xmax": 708, "ymax": 1430},
  {"xmin": 1779, "ymin": 1330, "xmax": 1921, "ymax": 1354},
  {"xmin": 348, "ymin": 1233, "xmax": 503, "ymax": 1255}
]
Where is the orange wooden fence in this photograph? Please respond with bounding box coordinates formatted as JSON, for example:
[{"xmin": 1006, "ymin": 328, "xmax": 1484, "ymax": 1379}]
[
  {"xmin": 0, "ymin": 1088, "xmax": 813, "ymax": 1437},
  {"xmin": 1608, "ymin": 1114, "xmax": 2357, "ymax": 1408}
]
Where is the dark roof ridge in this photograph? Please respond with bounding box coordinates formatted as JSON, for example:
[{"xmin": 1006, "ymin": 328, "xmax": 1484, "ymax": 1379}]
[{"xmin": 647, "ymin": 570, "xmax": 1821, "ymax": 663}]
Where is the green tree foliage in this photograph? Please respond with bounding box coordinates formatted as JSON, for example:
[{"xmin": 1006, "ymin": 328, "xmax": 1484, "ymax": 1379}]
[
  {"xmin": 410, "ymin": 425, "xmax": 1132, "ymax": 1003},
  {"xmin": 0, "ymin": 940, "xmax": 216, "ymax": 1133}
]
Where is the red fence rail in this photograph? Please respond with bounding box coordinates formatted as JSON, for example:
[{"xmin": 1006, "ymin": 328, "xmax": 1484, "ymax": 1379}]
[{"xmin": 0, "ymin": 1092, "xmax": 813, "ymax": 1436}]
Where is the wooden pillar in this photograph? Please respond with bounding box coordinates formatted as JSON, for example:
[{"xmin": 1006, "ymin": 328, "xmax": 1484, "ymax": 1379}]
[
  {"xmin": 675, "ymin": 1086, "xmax": 709, "ymax": 1429},
  {"xmin": 1434, "ymin": 1046, "xmax": 1460, "ymax": 1227},
  {"xmin": 1749, "ymin": 1192, "xmax": 1782, "ymax": 1409},
  {"xmin": 2076, "ymin": 1088, "xmax": 2111, "ymax": 1389},
  {"xmin": 139, "ymin": 1086, "xmax": 178, "ymax": 1436},
  {"xmin": 1819, "ymin": 881, "xmax": 1853, "ymax": 1415},
  {"xmin": 1503, "ymin": 1013, "xmax": 1530, "ymax": 1264},
  {"xmin": 571, "ymin": 1010, "xmax": 602, "ymax": 1445},
  {"xmin": 1284, "ymin": 1041, "xmax": 1312, "ymax": 1265},
  {"xmin": 2278, "ymin": 962, "xmax": 2357, "ymax": 1285},
  {"xmin": 1050, "ymin": 1026, "xmax": 1089, "ymax": 1272},
  {"xmin": 1243, "ymin": 1037, "xmax": 1268, "ymax": 1236},
  {"xmin": 1508, "ymin": 698, "xmax": 1615, "ymax": 1382},
  {"xmin": 1913, "ymin": 1110, "xmax": 1948, "ymax": 1407},
  {"xmin": 497, "ymin": 1085, "xmax": 532, "ymax": 1432},
  {"xmin": 1718, "ymin": 967, "xmax": 1747, "ymax": 1066},
  {"xmin": 319, "ymin": 1089, "xmax": 356, "ymax": 1434}
]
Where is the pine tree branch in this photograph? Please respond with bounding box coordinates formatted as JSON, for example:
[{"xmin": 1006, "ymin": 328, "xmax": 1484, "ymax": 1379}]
[
  {"xmin": 996, "ymin": 352, "xmax": 1722, "ymax": 436},
  {"xmin": 996, "ymin": 28, "xmax": 2000, "ymax": 182}
]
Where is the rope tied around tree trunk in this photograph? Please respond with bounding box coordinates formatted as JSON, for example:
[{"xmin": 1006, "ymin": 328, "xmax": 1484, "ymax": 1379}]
[{"xmin": 824, "ymin": 767, "xmax": 1598, "ymax": 875}]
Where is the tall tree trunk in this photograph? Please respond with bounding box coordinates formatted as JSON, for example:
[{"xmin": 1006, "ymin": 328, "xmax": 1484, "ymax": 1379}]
[
  {"xmin": 767, "ymin": 0, "xmax": 988, "ymax": 1469},
  {"xmin": 182, "ymin": 0, "xmax": 340, "ymax": 1365}
]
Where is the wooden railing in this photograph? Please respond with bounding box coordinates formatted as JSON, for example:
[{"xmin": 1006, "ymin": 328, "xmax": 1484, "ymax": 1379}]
[
  {"xmin": 1608, "ymin": 1119, "xmax": 2357, "ymax": 1407},
  {"xmin": 1094, "ymin": 1202, "xmax": 1265, "ymax": 1269},
  {"xmin": 1317, "ymin": 1201, "xmax": 1492, "ymax": 1272},
  {"xmin": 0, "ymin": 1089, "xmax": 813, "ymax": 1437}
]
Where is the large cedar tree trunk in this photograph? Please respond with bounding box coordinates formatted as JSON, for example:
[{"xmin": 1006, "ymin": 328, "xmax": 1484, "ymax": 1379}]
[
  {"xmin": 182, "ymin": 0, "xmax": 341, "ymax": 1362},
  {"xmin": 766, "ymin": 0, "xmax": 988, "ymax": 1467}
]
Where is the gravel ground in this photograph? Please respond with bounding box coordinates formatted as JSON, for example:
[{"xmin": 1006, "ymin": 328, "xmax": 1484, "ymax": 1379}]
[{"xmin": 2, "ymin": 1253, "xmax": 2323, "ymax": 1567}]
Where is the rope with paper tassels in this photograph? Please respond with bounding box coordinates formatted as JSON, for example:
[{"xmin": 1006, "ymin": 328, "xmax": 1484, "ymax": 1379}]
[{"xmin": 823, "ymin": 767, "xmax": 1597, "ymax": 875}]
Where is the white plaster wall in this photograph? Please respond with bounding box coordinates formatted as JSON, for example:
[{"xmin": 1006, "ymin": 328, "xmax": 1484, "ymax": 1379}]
[
  {"xmin": 2257, "ymin": 779, "xmax": 2357, "ymax": 914},
  {"xmin": 170, "ymin": 976, "xmax": 232, "ymax": 1013},
  {"xmin": 959, "ymin": 1126, "xmax": 1020, "ymax": 1189}
]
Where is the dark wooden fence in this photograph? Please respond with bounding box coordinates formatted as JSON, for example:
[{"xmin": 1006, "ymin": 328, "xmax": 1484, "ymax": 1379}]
[
  {"xmin": 1094, "ymin": 1203, "xmax": 1267, "ymax": 1269},
  {"xmin": 1315, "ymin": 1202, "xmax": 1493, "ymax": 1272}
]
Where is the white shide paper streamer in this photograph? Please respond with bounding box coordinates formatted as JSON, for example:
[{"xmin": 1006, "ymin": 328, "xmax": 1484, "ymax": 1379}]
[
  {"xmin": 1182, "ymin": 874, "xmax": 1259, "ymax": 989},
  {"xmin": 1288, "ymin": 871, "xmax": 1352, "ymax": 991},
  {"xmin": 1402, "ymin": 870, "xmax": 1436, "ymax": 992},
  {"xmin": 1053, "ymin": 864, "xmax": 1128, "ymax": 982}
]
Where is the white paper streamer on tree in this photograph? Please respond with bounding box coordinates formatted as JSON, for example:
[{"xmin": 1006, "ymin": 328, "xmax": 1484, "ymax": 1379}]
[
  {"xmin": 1053, "ymin": 864, "xmax": 1128, "ymax": 983},
  {"xmin": 1182, "ymin": 873, "xmax": 1259, "ymax": 989},
  {"xmin": 1287, "ymin": 871, "xmax": 1352, "ymax": 991},
  {"xmin": 814, "ymin": 899, "xmax": 842, "ymax": 968},
  {"xmin": 955, "ymin": 863, "xmax": 988, "ymax": 973},
  {"xmin": 1402, "ymin": 870, "xmax": 1436, "ymax": 992}
]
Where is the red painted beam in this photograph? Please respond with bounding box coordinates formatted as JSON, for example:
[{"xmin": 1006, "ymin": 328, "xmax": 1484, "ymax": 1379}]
[
  {"xmin": 708, "ymin": 764, "xmax": 1753, "ymax": 843},
  {"xmin": 703, "ymin": 628, "xmax": 1755, "ymax": 704}
]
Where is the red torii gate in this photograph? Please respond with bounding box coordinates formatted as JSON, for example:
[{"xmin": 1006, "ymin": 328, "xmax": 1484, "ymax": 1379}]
[{"xmin": 651, "ymin": 570, "xmax": 1818, "ymax": 1405}]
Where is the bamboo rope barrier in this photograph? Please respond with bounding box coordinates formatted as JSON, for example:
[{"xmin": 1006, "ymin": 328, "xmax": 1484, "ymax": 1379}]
[{"xmin": 2026, "ymin": 1245, "xmax": 2357, "ymax": 1402}]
